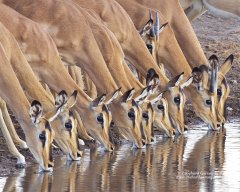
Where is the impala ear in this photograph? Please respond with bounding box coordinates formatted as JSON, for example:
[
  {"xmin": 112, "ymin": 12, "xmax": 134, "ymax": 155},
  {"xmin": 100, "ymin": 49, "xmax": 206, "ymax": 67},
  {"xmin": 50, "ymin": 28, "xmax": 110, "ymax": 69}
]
[
  {"xmin": 180, "ymin": 76, "xmax": 193, "ymax": 90},
  {"xmin": 146, "ymin": 68, "xmax": 157, "ymax": 85},
  {"xmin": 29, "ymin": 100, "xmax": 43, "ymax": 124},
  {"xmin": 91, "ymin": 94, "xmax": 106, "ymax": 107},
  {"xmin": 219, "ymin": 54, "xmax": 234, "ymax": 76},
  {"xmin": 192, "ymin": 65, "xmax": 209, "ymax": 91},
  {"xmin": 66, "ymin": 90, "xmax": 78, "ymax": 109},
  {"xmin": 55, "ymin": 90, "xmax": 68, "ymax": 108},
  {"xmin": 43, "ymin": 107, "xmax": 61, "ymax": 122},
  {"xmin": 157, "ymin": 22, "xmax": 168, "ymax": 36},
  {"xmin": 105, "ymin": 87, "xmax": 121, "ymax": 105},
  {"xmin": 139, "ymin": 9, "xmax": 154, "ymax": 36},
  {"xmin": 167, "ymin": 72, "xmax": 184, "ymax": 88},
  {"xmin": 134, "ymin": 86, "xmax": 151, "ymax": 103},
  {"xmin": 150, "ymin": 93, "xmax": 163, "ymax": 104},
  {"xmin": 120, "ymin": 88, "xmax": 135, "ymax": 103}
]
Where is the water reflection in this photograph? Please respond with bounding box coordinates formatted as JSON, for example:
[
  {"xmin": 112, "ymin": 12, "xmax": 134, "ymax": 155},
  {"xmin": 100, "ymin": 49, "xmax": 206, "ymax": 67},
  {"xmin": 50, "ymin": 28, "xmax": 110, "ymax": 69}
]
[{"xmin": 1, "ymin": 123, "xmax": 240, "ymax": 192}]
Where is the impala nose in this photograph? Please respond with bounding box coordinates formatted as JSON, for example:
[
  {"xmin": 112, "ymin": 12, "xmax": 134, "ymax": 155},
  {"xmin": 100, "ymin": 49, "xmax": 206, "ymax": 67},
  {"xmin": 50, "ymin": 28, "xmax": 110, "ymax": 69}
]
[{"xmin": 110, "ymin": 121, "xmax": 115, "ymax": 127}]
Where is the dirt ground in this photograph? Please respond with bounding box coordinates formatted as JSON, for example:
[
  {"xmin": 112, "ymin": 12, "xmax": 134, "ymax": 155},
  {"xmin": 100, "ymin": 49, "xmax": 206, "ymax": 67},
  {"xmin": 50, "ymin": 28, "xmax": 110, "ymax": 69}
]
[{"xmin": 0, "ymin": 12, "xmax": 239, "ymax": 176}]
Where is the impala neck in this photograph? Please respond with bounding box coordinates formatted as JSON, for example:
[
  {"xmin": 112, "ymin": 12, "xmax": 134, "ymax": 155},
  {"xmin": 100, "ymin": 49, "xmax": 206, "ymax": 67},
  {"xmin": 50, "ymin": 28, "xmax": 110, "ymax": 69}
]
[{"xmin": 136, "ymin": 0, "xmax": 208, "ymax": 67}]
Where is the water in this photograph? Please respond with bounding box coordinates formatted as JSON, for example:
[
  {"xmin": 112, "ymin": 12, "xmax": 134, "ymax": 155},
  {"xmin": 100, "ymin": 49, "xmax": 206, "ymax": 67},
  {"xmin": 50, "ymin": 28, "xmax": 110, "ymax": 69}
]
[{"xmin": 0, "ymin": 121, "xmax": 240, "ymax": 192}]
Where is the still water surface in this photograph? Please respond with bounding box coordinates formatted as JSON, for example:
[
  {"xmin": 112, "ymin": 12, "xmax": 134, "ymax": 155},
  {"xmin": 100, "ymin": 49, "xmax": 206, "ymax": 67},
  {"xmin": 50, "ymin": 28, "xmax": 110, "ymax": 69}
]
[{"xmin": 0, "ymin": 122, "xmax": 240, "ymax": 192}]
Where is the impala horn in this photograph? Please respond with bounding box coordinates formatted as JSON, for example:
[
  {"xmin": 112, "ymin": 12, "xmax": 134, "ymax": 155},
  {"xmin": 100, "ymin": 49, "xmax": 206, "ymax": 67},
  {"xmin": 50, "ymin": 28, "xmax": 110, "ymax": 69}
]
[
  {"xmin": 149, "ymin": 9, "xmax": 153, "ymax": 20},
  {"xmin": 154, "ymin": 11, "xmax": 160, "ymax": 36}
]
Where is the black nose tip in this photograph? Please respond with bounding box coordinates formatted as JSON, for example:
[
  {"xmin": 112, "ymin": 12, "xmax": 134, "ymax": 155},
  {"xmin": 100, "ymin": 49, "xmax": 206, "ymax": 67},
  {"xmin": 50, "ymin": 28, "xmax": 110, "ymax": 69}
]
[
  {"xmin": 142, "ymin": 140, "xmax": 146, "ymax": 146},
  {"xmin": 77, "ymin": 152, "xmax": 81, "ymax": 158},
  {"xmin": 173, "ymin": 130, "xmax": 176, "ymax": 135},
  {"xmin": 111, "ymin": 146, "xmax": 114, "ymax": 150},
  {"xmin": 65, "ymin": 121, "xmax": 72, "ymax": 130},
  {"xmin": 217, "ymin": 124, "xmax": 221, "ymax": 128},
  {"xmin": 151, "ymin": 138, "xmax": 154, "ymax": 142},
  {"xmin": 110, "ymin": 121, "xmax": 115, "ymax": 127},
  {"xmin": 48, "ymin": 163, "xmax": 53, "ymax": 168}
]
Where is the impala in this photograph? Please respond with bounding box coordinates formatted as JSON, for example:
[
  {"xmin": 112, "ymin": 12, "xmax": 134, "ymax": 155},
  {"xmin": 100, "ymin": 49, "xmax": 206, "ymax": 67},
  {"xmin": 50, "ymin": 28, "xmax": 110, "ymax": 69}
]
[
  {"xmin": 0, "ymin": 3, "xmax": 119, "ymax": 151},
  {"xmin": 127, "ymin": 0, "xmax": 235, "ymax": 127},
  {"xmin": 1, "ymin": 1, "xmax": 149, "ymax": 149},
  {"xmin": 180, "ymin": 0, "xmax": 240, "ymax": 21},
  {"xmin": 0, "ymin": 20, "xmax": 88, "ymax": 165},
  {"xmin": 0, "ymin": 26, "xmax": 58, "ymax": 170},
  {"xmin": 119, "ymin": 1, "xmax": 232, "ymax": 129}
]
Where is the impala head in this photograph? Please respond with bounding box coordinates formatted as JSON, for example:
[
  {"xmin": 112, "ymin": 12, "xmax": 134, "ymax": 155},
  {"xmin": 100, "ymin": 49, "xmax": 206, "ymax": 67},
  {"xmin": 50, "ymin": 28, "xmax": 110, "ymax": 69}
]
[
  {"xmin": 216, "ymin": 55, "xmax": 234, "ymax": 126},
  {"xmin": 146, "ymin": 69, "xmax": 192, "ymax": 134},
  {"xmin": 29, "ymin": 100, "xmax": 59, "ymax": 172},
  {"xmin": 80, "ymin": 93, "xmax": 115, "ymax": 151},
  {"xmin": 163, "ymin": 73, "xmax": 193, "ymax": 134},
  {"xmin": 140, "ymin": 10, "xmax": 168, "ymax": 61},
  {"xmin": 135, "ymin": 86, "xmax": 155, "ymax": 145},
  {"xmin": 55, "ymin": 90, "xmax": 82, "ymax": 161},
  {"xmin": 190, "ymin": 55, "xmax": 220, "ymax": 130},
  {"xmin": 149, "ymin": 94, "xmax": 175, "ymax": 137},
  {"xmin": 109, "ymin": 88, "xmax": 144, "ymax": 148}
]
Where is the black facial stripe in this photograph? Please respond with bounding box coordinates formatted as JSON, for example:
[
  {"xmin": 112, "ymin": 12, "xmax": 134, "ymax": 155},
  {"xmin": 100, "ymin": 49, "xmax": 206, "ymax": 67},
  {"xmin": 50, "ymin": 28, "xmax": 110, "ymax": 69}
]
[
  {"xmin": 224, "ymin": 101, "xmax": 228, "ymax": 120},
  {"xmin": 49, "ymin": 145, "xmax": 53, "ymax": 162},
  {"xmin": 69, "ymin": 110, "xmax": 74, "ymax": 117},
  {"xmin": 76, "ymin": 134, "xmax": 81, "ymax": 150},
  {"xmin": 40, "ymin": 130, "xmax": 46, "ymax": 148}
]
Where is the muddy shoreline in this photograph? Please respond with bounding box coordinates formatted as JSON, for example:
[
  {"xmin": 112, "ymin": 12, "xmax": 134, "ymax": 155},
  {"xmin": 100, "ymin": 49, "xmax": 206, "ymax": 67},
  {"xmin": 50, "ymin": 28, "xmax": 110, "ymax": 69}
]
[{"xmin": 0, "ymin": 12, "xmax": 239, "ymax": 176}]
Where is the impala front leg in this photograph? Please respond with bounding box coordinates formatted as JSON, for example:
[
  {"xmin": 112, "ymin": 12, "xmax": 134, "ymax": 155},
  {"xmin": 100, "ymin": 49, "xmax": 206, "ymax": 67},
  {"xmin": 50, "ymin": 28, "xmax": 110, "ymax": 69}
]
[
  {"xmin": 0, "ymin": 96, "xmax": 27, "ymax": 149},
  {"xmin": 0, "ymin": 101, "xmax": 26, "ymax": 167}
]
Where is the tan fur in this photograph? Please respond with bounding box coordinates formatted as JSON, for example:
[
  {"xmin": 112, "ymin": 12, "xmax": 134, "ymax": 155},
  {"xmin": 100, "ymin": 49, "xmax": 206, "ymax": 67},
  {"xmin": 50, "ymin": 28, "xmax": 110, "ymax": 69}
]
[
  {"xmin": 0, "ymin": 27, "xmax": 54, "ymax": 170},
  {"xmin": 70, "ymin": 0, "xmax": 169, "ymax": 86},
  {"xmin": 0, "ymin": 3, "xmax": 117, "ymax": 150}
]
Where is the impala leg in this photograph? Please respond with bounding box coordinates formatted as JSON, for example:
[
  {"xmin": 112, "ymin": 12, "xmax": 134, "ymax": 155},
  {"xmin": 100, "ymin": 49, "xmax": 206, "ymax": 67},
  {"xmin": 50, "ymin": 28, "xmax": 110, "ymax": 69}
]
[
  {"xmin": 0, "ymin": 109, "xmax": 25, "ymax": 166},
  {"xmin": 0, "ymin": 97, "xmax": 27, "ymax": 149}
]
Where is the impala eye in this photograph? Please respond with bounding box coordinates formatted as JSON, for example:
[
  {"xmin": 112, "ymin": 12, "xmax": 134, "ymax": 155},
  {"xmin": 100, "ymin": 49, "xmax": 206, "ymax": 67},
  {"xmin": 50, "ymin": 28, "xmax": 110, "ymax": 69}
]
[
  {"xmin": 157, "ymin": 104, "xmax": 164, "ymax": 111},
  {"xmin": 174, "ymin": 96, "xmax": 180, "ymax": 104},
  {"xmin": 217, "ymin": 89, "xmax": 222, "ymax": 96},
  {"xmin": 146, "ymin": 44, "xmax": 153, "ymax": 49},
  {"xmin": 206, "ymin": 99, "xmax": 212, "ymax": 106},
  {"xmin": 146, "ymin": 44, "xmax": 153, "ymax": 54},
  {"xmin": 97, "ymin": 115, "xmax": 104, "ymax": 123},
  {"xmin": 128, "ymin": 111, "xmax": 135, "ymax": 119},
  {"xmin": 65, "ymin": 121, "xmax": 72, "ymax": 130},
  {"xmin": 39, "ymin": 132, "xmax": 46, "ymax": 141},
  {"xmin": 142, "ymin": 112, "xmax": 149, "ymax": 119}
]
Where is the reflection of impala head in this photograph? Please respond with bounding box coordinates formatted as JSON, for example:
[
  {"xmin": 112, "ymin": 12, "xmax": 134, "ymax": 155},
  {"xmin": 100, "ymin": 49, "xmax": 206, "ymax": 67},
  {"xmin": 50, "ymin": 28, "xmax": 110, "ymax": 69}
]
[
  {"xmin": 146, "ymin": 69, "xmax": 192, "ymax": 134},
  {"xmin": 215, "ymin": 55, "xmax": 234, "ymax": 126},
  {"xmin": 109, "ymin": 88, "xmax": 144, "ymax": 148},
  {"xmin": 190, "ymin": 55, "xmax": 220, "ymax": 130},
  {"xmin": 55, "ymin": 90, "xmax": 82, "ymax": 161},
  {"xmin": 29, "ymin": 100, "xmax": 59, "ymax": 172},
  {"xmin": 140, "ymin": 10, "xmax": 168, "ymax": 63}
]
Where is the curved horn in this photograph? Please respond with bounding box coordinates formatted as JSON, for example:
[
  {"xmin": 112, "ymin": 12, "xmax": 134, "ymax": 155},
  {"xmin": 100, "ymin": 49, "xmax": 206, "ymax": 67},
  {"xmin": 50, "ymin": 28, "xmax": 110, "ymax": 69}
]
[{"xmin": 154, "ymin": 11, "xmax": 160, "ymax": 36}]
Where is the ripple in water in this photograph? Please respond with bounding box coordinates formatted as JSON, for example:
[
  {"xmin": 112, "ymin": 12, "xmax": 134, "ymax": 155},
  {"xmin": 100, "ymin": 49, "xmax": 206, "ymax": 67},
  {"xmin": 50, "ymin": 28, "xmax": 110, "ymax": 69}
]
[{"xmin": 0, "ymin": 121, "xmax": 240, "ymax": 192}]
